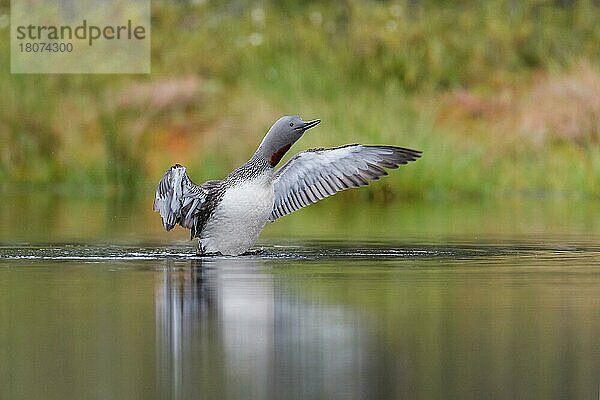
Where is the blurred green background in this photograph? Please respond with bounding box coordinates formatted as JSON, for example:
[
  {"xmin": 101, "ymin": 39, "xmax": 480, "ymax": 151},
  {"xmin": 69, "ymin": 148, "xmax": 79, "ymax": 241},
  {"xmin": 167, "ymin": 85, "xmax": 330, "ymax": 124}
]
[{"xmin": 1, "ymin": 0, "xmax": 599, "ymax": 199}]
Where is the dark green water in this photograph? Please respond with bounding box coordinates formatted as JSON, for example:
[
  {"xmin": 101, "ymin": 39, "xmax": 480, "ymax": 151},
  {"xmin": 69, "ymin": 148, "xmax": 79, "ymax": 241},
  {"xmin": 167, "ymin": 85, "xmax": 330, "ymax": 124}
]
[{"xmin": 1, "ymin": 195, "xmax": 600, "ymax": 399}]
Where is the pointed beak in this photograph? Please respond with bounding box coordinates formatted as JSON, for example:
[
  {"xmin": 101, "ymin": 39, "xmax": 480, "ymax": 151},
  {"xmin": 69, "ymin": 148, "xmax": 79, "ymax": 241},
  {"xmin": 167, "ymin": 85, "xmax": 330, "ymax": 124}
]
[{"xmin": 300, "ymin": 119, "xmax": 321, "ymax": 131}]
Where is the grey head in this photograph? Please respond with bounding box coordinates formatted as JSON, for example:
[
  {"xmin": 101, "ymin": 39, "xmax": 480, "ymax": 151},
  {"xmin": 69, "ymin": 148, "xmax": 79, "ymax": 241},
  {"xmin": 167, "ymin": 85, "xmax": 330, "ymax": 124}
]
[{"xmin": 254, "ymin": 116, "xmax": 321, "ymax": 167}]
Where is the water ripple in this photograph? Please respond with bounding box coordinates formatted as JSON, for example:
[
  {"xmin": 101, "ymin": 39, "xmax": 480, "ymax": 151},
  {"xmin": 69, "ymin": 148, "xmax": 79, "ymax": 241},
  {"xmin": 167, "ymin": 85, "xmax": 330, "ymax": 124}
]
[{"xmin": 1, "ymin": 240, "xmax": 598, "ymax": 263}]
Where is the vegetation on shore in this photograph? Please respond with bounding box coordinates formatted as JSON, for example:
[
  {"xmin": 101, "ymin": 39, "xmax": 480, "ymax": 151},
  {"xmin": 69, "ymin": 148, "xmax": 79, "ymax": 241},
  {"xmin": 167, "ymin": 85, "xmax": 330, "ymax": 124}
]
[{"xmin": 1, "ymin": 1, "xmax": 599, "ymax": 198}]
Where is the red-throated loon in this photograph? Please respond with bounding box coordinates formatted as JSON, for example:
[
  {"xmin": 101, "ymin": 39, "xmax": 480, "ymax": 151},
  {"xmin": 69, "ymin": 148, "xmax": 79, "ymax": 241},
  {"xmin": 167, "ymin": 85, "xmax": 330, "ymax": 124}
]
[{"xmin": 154, "ymin": 116, "xmax": 421, "ymax": 255}]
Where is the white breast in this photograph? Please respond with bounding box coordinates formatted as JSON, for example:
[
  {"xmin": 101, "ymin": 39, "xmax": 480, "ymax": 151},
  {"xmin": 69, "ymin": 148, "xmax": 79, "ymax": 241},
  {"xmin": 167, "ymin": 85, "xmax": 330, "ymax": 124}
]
[{"xmin": 201, "ymin": 173, "xmax": 274, "ymax": 255}]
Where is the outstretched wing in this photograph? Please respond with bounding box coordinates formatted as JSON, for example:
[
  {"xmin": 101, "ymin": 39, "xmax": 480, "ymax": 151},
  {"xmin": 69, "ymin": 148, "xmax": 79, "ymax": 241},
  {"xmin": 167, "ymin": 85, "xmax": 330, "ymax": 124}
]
[
  {"xmin": 270, "ymin": 145, "xmax": 422, "ymax": 221},
  {"xmin": 153, "ymin": 164, "xmax": 212, "ymax": 237}
]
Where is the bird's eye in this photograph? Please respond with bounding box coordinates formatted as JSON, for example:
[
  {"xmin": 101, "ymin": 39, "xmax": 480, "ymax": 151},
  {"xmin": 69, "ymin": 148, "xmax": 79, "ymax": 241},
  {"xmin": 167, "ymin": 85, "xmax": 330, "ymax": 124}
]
[{"xmin": 289, "ymin": 122, "xmax": 294, "ymax": 127}]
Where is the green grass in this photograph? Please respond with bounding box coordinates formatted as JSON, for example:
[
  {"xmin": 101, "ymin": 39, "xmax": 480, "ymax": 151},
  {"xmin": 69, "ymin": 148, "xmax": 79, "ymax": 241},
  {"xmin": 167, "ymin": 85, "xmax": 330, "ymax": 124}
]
[{"xmin": 1, "ymin": 1, "xmax": 599, "ymax": 198}]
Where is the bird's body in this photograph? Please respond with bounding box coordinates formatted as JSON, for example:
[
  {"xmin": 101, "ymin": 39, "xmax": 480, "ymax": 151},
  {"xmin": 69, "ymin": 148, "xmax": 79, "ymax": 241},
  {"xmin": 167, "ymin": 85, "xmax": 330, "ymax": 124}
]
[
  {"xmin": 154, "ymin": 116, "xmax": 421, "ymax": 256},
  {"xmin": 201, "ymin": 170, "xmax": 274, "ymax": 255}
]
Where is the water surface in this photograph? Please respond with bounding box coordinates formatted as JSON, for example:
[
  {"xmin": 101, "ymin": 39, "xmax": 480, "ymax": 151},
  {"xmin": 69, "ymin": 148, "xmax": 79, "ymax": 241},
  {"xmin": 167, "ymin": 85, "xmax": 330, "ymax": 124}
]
[{"xmin": 1, "ymin": 196, "xmax": 600, "ymax": 399}]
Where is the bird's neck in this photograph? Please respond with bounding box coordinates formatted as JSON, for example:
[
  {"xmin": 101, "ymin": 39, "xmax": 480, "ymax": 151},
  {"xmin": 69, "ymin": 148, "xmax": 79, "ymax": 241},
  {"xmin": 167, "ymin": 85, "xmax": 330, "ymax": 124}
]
[{"xmin": 254, "ymin": 134, "xmax": 293, "ymax": 168}]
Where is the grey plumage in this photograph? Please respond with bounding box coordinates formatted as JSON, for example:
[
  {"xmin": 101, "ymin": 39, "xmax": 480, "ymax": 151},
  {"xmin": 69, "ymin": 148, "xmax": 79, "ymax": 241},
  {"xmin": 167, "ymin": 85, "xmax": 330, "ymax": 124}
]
[
  {"xmin": 153, "ymin": 165, "xmax": 223, "ymax": 239},
  {"xmin": 270, "ymin": 144, "xmax": 421, "ymax": 221}
]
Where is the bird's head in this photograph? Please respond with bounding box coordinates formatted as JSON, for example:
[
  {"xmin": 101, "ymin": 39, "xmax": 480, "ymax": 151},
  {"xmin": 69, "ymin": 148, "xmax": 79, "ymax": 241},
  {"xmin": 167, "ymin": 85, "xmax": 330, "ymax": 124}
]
[
  {"xmin": 258, "ymin": 115, "xmax": 321, "ymax": 167},
  {"xmin": 270, "ymin": 115, "xmax": 320, "ymax": 143}
]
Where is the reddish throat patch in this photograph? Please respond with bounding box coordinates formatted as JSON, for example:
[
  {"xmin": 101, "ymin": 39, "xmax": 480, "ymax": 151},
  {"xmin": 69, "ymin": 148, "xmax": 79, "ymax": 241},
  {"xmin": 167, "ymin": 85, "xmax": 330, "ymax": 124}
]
[{"xmin": 270, "ymin": 144, "xmax": 292, "ymax": 167}]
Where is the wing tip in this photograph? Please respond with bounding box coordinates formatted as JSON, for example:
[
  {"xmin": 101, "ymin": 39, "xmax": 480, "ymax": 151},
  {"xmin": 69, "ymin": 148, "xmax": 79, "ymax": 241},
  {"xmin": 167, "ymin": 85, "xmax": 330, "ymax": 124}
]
[
  {"xmin": 153, "ymin": 163, "xmax": 202, "ymax": 233},
  {"xmin": 376, "ymin": 146, "xmax": 422, "ymax": 167}
]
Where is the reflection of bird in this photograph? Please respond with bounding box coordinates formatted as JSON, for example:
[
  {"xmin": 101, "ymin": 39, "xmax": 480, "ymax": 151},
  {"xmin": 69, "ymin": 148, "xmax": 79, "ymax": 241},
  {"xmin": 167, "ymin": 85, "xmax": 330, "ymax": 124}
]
[{"xmin": 154, "ymin": 116, "xmax": 421, "ymax": 255}]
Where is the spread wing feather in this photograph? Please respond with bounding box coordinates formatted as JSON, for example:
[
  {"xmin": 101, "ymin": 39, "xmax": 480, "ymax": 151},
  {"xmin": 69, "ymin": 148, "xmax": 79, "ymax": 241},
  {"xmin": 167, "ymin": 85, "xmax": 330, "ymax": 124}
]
[
  {"xmin": 153, "ymin": 164, "xmax": 211, "ymax": 237},
  {"xmin": 270, "ymin": 145, "xmax": 421, "ymax": 221}
]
